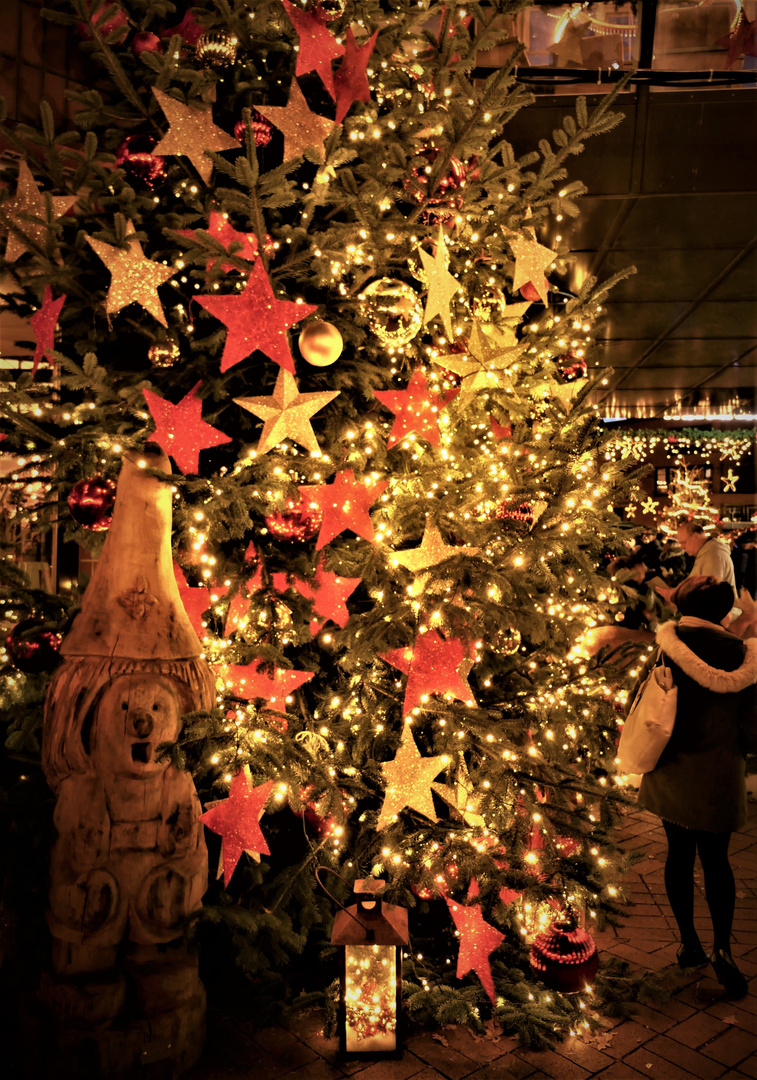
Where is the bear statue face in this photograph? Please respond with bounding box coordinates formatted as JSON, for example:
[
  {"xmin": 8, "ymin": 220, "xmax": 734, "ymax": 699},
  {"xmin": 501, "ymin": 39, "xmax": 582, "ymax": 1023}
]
[{"xmin": 90, "ymin": 674, "xmax": 182, "ymax": 778}]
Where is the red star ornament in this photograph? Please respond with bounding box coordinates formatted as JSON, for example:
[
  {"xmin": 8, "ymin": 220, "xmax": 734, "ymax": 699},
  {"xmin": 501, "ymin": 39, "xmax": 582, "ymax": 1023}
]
[
  {"xmin": 334, "ymin": 28, "xmax": 379, "ymax": 124},
  {"xmin": 180, "ymin": 210, "xmax": 258, "ymax": 273},
  {"xmin": 30, "ymin": 286, "xmax": 66, "ymax": 376},
  {"xmin": 143, "ymin": 381, "xmax": 232, "ymax": 474},
  {"xmin": 223, "ymin": 568, "xmax": 264, "ymax": 637},
  {"xmin": 219, "ymin": 661, "xmax": 314, "ymax": 705},
  {"xmin": 299, "ymin": 468, "xmax": 388, "ymax": 550},
  {"xmin": 374, "ymin": 368, "xmax": 444, "ymax": 448},
  {"xmin": 282, "ymin": 0, "xmax": 345, "ymax": 99},
  {"xmin": 196, "ymin": 258, "xmax": 317, "ymax": 373},
  {"xmin": 200, "ymin": 767, "xmax": 274, "ymax": 886},
  {"xmin": 173, "ymin": 563, "xmax": 211, "ymax": 637},
  {"xmin": 381, "ymin": 629, "xmax": 477, "ymax": 716},
  {"xmin": 274, "ymin": 561, "xmax": 361, "ymax": 634},
  {"xmin": 716, "ymin": 11, "xmax": 757, "ymax": 69},
  {"xmin": 446, "ymin": 879, "xmax": 505, "ymax": 1004}
]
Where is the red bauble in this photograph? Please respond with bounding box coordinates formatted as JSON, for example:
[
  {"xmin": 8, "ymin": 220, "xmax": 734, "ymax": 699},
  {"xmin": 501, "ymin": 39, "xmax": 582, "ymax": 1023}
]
[
  {"xmin": 115, "ymin": 134, "xmax": 167, "ymax": 188},
  {"xmin": 529, "ymin": 908, "xmax": 599, "ymax": 994},
  {"xmin": 6, "ymin": 618, "xmax": 62, "ymax": 674},
  {"xmin": 496, "ymin": 499, "xmax": 533, "ymax": 526},
  {"xmin": 405, "ymin": 147, "xmax": 467, "ymax": 212},
  {"xmin": 519, "ymin": 280, "xmax": 548, "ymax": 303},
  {"xmin": 265, "ymin": 499, "xmax": 323, "ymax": 542},
  {"xmin": 234, "ymin": 108, "xmax": 273, "ymax": 148},
  {"xmin": 132, "ymin": 31, "xmax": 163, "ymax": 57},
  {"xmin": 559, "ymin": 356, "xmax": 588, "ymax": 382},
  {"xmin": 76, "ymin": 2, "xmax": 128, "ymax": 41},
  {"xmin": 67, "ymin": 476, "xmax": 117, "ymax": 531}
]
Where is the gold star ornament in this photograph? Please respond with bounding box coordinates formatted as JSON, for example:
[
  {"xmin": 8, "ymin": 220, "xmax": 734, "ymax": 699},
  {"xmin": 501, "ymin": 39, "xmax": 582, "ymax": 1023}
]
[
  {"xmin": 257, "ymin": 79, "xmax": 336, "ymax": 162},
  {"xmin": 234, "ymin": 368, "xmax": 340, "ymax": 455},
  {"xmin": 377, "ymin": 722, "xmax": 448, "ymax": 831},
  {"xmin": 392, "ymin": 518, "xmax": 479, "ymax": 595},
  {"xmin": 507, "ymin": 234, "xmax": 557, "ymax": 305},
  {"xmin": 417, "ymin": 226, "xmax": 461, "ymax": 339},
  {"xmin": 2, "ymin": 160, "xmax": 77, "ymax": 262},
  {"xmin": 152, "ymin": 88, "xmax": 240, "ymax": 184},
  {"xmin": 432, "ymin": 759, "xmax": 485, "ymax": 829},
  {"xmin": 434, "ymin": 321, "xmax": 521, "ymax": 395},
  {"xmin": 86, "ymin": 220, "xmax": 174, "ymax": 326}
]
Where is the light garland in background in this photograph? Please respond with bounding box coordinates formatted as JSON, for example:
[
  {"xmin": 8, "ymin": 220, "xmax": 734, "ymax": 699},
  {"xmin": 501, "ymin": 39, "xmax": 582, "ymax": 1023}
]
[{"xmin": 604, "ymin": 428, "xmax": 756, "ymax": 466}]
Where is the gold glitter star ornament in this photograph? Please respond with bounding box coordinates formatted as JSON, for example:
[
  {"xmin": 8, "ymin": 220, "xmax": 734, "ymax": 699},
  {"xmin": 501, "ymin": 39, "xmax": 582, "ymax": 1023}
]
[
  {"xmin": 234, "ymin": 368, "xmax": 340, "ymax": 455},
  {"xmin": 507, "ymin": 234, "xmax": 557, "ymax": 305},
  {"xmin": 417, "ymin": 226, "xmax": 461, "ymax": 338},
  {"xmin": 257, "ymin": 79, "xmax": 336, "ymax": 162},
  {"xmin": 2, "ymin": 160, "xmax": 77, "ymax": 262},
  {"xmin": 86, "ymin": 220, "xmax": 174, "ymax": 326},
  {"xmin": 152, "ymin": 88, "xmax": 240, "ymax": 184},
  {"xmin": 377, "ymin": 722, "xmax": 447, "ymax": 831}
]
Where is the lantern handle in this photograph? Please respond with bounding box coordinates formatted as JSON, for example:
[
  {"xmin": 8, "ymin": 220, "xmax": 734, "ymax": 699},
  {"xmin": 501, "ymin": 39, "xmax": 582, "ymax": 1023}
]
[{"xmin": 314, "ymin": 865, "xmax": 377, "ymax": 942}]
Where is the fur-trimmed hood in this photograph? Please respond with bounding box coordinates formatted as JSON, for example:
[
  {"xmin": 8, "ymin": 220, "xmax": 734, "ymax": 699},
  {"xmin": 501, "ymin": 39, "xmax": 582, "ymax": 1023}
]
[{"xmin": 656, "ymin": 622, "xmax": 757, "ymax": 693}]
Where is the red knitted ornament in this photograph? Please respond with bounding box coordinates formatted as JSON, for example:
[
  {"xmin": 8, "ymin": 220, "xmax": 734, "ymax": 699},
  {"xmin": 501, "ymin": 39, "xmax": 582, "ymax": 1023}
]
[{"xmin": 529, "ymin": 908, "xmax": 599, "ymax": 994}]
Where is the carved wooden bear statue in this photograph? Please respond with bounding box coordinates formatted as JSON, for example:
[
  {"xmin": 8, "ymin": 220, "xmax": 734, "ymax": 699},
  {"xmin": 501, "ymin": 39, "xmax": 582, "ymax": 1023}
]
[{"xmin": 40, "ymin": 449, "xmax": 215, "ymax": 1078}]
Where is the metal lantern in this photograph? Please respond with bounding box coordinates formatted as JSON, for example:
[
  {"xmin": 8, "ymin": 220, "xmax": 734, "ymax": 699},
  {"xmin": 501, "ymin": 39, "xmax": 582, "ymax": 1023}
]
[{"xmin": 331, "ymin": 881, "xmax": 409, "ymax": 1058}]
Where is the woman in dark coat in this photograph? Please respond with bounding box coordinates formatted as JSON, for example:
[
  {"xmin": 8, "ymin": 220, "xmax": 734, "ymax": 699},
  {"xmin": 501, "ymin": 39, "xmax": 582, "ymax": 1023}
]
[{"xmin": 627, "ymin": 575, "xmax": 757, "ymax": 998}]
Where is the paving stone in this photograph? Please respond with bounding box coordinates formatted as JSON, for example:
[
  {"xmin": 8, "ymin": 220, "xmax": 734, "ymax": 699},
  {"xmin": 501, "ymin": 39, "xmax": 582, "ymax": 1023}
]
[
  {"xmin": 625, "ymin": 1048, "xmax": 710, "ymax": 1079},
  {"xmin": 612, "ymin": 944, "xmax": 673, "ymax": 972},
  {"xmin": 628, "ymin": 1003, "xmax": 679, "ymax": 1034},
  {"xmin": 439, "ymin": 1026, "xmax": 512, "ymax": 1063},
  {"xmin": 348, "ymin": 1053, "xmax": 427, "ymax": 1079},
  {"xmin": 699, "ymin": 1026, "xmax": 757, "ymax": 1067},
  {"xmin": 642, "ymin": 1035, "xmax": 725, "ymax": 1079},
  {"xmin": 464, "ymin": 1058, "xmax": 538, "ymax": 1080},
  {"xmin": 515, "ymin": 1047, "xmax": 591, "ymax": 1080},
  {"xmin": 705, "ymin": 999, "xmax": 757, "ymax": 1030},
  {"xmin": 593, "ymin": 1063, "xmax": 656, "ymax": 1079},
  {"xmin": 552, "ymin": 1037, "xmax": 615, "ymax": 1073},
  {"xmin": 283, "ymin": 1059, "xmax": 350, "ymax": 1080},
  {"xmin": 735, "ymin": 1056, "xmax": 757, "ymax": 1079},
  {"xmin": 594, "ymin": 1020, "xmax": 655, "ymax": 1059},
  {"xmin": 666, "ymin": 1012, "xmax": 728, "ymax": 1049},
  {"xmin": 406, "ymin": 1033, "xmax": 480, "ymax": 1079}
]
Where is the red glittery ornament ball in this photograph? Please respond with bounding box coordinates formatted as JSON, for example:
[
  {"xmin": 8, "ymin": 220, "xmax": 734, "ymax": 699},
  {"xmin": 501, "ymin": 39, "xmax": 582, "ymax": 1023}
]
[
  {"xmin": 6, "ymin": 618, "xmax": 63, "ymax": 674},
  {"xmin": 132, "ymin": 31, "xmax": 163, "ymax": 57},
  {"xmin": 234, "ymin": 108, "xmax": 273, "ymax": 148},
  {"xmin": 68, "ymin": 476, "xmax": 117, "ymax": 531},
  {"xmin": 519, "ymin": 280, "xmax": 548, "ymax": 303},
  {"xmin": 76, "ymin": 2, "xmax": 128, "ymax": 41},
  {"xmin": 265, "ymin": 499, "xmax": 323, "ymax": 542},
  {"xmin": 115, "ymin": 134, "xmax": 167, "ymax": 188},
  {"xmin": 529, "ymin": 908, "xmax": 599, "ymax": 994}
]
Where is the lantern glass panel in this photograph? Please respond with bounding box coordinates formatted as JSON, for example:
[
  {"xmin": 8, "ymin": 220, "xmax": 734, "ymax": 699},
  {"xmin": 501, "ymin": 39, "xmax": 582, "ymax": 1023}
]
[{"xmin": 344, "ymin": 943, "xmax": 398, "ymax": 1053}]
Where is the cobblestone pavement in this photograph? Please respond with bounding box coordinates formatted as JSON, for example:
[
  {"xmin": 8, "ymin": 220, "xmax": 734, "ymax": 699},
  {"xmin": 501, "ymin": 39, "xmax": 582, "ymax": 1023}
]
[{"xmin": 188, "ymin": 802, "xmax": 757, "ymax": 1080}]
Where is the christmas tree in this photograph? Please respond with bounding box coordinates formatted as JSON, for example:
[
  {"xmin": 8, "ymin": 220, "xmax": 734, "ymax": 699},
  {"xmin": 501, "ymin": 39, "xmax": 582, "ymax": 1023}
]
[{"xmin": 0, "ymin": 0, "xmax": 643, "ymax": 1048}]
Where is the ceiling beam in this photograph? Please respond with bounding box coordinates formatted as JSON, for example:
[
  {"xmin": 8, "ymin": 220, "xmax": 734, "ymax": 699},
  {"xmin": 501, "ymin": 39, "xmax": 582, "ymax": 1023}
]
[
  {"xmin": 595, "ymin": 234, "xmax": 757, "ymax": 403},
  {"xmin": 652, "ymin": 342, "xmax": 757, "ymax": 419}
]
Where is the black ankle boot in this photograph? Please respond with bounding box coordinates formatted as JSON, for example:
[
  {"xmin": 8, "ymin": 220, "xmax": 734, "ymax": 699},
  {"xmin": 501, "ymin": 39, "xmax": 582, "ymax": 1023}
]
[
  {"xmin": 677, "ymin": 942, "xmax": 708, "ymax": 968},
  {"xmin": 710, "ymin": 950, "xmax": 748, "ymax": 999}
]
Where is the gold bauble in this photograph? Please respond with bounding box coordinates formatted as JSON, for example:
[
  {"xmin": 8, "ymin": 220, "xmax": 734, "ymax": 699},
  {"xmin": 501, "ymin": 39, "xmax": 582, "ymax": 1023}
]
[
  {"xmin": 298, "ymin": 320, "xmax": 343, "ymax": 367},
  {"xmin": 359, "ymin": 278, "xmax": 424, "ymax": 348},
  {"xmin": 148, "ymin": 339, "xmax": 180, "ymax": 368},
  {"xmin": 196, "ymin": 31, "xmax": 238, "ymax": 69},
  {"xmin": 495, "ymin": 626, "xmax": 522, "ymax": 655}
]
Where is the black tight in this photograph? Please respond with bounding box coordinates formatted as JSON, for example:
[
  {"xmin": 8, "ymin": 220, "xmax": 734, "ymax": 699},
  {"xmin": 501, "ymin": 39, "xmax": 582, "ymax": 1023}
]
[{"xmin": 662, "ymin": 821, "xmax": 735, "ymax": 953}]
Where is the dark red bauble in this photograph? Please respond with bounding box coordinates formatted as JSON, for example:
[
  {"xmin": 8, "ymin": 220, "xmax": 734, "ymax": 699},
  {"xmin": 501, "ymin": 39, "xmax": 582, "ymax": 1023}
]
[
  {"xmin": 559, "ymin": 356, "xmax": 588, "ymax": 383},
  {"xmin": 519, "ymin": 280, "xmax": 548, "ymax": 303},
  {"xmin": 115, "ymin": 134, "xmax": 167, "ymax": 188},
  {"xmin": 529, "ymin": 908, "xmax": 599, "ymax": 994},
  {"xmin": 132, "ymin": 31, "xmax": 163, "ymax": 57},
  {"xmin": 68, "ymin": 476, "xmax": 117, "ymax": 531},
  {"xmin": 405, "ymin": 147, "xmax": 467, "ymax": 211},
  {"xmin": 265, "ymin": 500, "xmax": 323, "ymax": 542},
  {"xmin": 6, "ymin": 618, "xmax": 63, "ymax": 674},
  {"xmin": 316, "ymin": 0, "xmax": 347, "ymax": 20},
  {"xmin": 76, "ymin": 2, "xmax": 128, "ymax": 41},
  {"xmin": 234, "ymin": 108, "xmax": 273, "ymax": 148}
]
